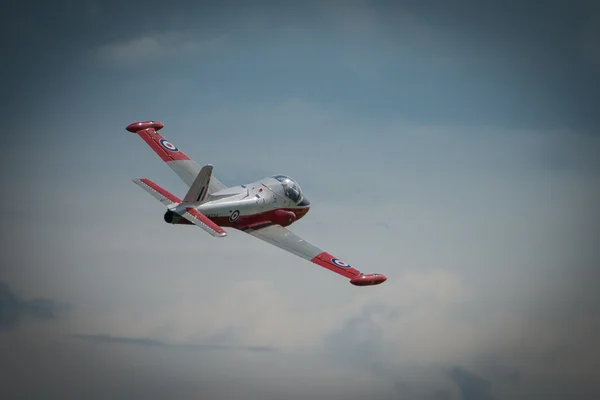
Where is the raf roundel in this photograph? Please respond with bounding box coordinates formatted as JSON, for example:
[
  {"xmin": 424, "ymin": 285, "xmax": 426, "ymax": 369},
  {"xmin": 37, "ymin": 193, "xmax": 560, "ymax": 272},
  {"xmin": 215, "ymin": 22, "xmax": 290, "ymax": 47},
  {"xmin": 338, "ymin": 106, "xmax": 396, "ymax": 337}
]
[
  {"xmin": 159, "ymin": 138, "xmax": 179, "ymax": 152},
  {"xmin": 229, "ymin": 210, "xmax": 240, "ymax": 222},
  {"xmin": 331, "ymin": 258, "xmax": 351, "ymax": 268}
]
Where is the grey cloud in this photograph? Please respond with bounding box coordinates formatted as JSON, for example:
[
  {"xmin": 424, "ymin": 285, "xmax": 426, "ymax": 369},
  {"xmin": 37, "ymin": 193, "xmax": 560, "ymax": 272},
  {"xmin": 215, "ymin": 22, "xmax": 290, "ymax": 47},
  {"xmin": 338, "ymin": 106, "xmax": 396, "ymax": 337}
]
[
  {"xmin": 0, "ymin": 281, "xmax": 67, "ymax": 330},
  {"xmin": 323, "ymin": 310, "xmax": 455, "ymax": 398},
  {"xmin": 0, "ymin": 332, "xmax": 395, "ymax": 400},
  {"xmin": 449, "ymin": 367, "xmax": 496, "ymax": 400},
  {"xmin": 3, "ymin": 100, "xmax": 599, "ymax": 399},
  {"xmin": 0, "ymin": 281, "xmax": 19, "ymax": 329},
  {"xmin": 5, "ymin": 1, "xmax": 600, "ymax": 130},
  {"xmin": 375, "ymin": 221, "xmax": 391, "ymax": 230},
  {"xmin": 433, "ymin": 391, "xmax": 452, "ymax": 400},
  {"xmin": 71, "ymin": 333, "xmax": 279, "ymax": 353},
  {"xmin": 90, "ymin": 32, "xmax": 228, "ymax": 68},
  {"xmin": 541, "ymin": 345, "xmax": 570, "ymax": 364},
  {"xmin": 324, "ymin": 311, "xmax": 389, "ymax": 368},
  {"xmin": 71, "ymin": 334, "xmax": 166, "ymax": 347},
  {"xmin": 1, "ymin": 335, "xmax": 232, "ymax": 400},
  {"xmin": 472, "ymin": 354, "xmax": 522, "ymax": 388}
]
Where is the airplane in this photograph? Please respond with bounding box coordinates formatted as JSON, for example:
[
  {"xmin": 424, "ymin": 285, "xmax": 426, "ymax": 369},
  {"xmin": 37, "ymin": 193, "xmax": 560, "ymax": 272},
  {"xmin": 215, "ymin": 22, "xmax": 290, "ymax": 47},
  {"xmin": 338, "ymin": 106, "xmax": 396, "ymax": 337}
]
[{"xmin": 126, "ymin": 120, "xmax": 387, "ymax": 287}]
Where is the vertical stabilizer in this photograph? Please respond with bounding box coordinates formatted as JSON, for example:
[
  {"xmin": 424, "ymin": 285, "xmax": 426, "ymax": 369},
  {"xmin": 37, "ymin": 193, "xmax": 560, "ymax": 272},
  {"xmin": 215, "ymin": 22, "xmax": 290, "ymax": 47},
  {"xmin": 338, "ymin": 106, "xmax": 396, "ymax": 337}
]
[{"xmin": 182, "ymin": 164, "xmax": 214, "ymax": 205}]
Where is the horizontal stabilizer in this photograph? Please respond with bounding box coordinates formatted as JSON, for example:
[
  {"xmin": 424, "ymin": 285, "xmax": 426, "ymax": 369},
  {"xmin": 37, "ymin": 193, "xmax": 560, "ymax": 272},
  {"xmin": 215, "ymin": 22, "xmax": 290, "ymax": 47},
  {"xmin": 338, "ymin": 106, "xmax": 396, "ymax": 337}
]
[
  {"xmin": 133, "ymin": 178, "xmax": 227, "ymax": 238},
  {"xmin": 133, "ymin": 178, "xmax": 181, "ymax": 206},
  {"xmin": 176, "ymin": 206, "xmax": 227, "ymax": 237}
]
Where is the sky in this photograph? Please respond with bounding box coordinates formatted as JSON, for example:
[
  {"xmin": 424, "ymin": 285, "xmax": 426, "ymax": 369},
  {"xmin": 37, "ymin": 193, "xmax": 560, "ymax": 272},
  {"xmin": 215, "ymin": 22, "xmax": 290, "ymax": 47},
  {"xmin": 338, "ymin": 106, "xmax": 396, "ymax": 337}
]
[{"xmin": 1, "ymin": 0, "xmax": 599, "ymax": 399}]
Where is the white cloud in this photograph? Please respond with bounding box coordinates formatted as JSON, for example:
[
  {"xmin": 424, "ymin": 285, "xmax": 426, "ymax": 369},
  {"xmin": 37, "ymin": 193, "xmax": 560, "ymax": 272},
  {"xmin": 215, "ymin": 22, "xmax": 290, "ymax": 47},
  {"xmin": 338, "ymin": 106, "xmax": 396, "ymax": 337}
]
[{"xmin": 91, "ymin": 32, "xmax": 227, "ymax": 67}]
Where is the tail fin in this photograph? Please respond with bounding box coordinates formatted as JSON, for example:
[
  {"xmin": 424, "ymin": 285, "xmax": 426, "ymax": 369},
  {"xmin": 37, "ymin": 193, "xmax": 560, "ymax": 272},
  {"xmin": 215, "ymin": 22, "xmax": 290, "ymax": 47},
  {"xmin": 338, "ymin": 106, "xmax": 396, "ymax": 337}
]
[{"xmin": 182, "ymin": 164, "xmax": 213, "ymax": 205}]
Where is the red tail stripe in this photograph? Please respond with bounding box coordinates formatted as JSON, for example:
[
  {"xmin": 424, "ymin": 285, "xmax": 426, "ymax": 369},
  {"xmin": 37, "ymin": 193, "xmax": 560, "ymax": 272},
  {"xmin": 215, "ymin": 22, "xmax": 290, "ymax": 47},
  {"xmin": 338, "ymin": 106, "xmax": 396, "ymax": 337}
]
[{"xmin": 185, "ymin": 208, "xmax": 227, "ymax": 236}]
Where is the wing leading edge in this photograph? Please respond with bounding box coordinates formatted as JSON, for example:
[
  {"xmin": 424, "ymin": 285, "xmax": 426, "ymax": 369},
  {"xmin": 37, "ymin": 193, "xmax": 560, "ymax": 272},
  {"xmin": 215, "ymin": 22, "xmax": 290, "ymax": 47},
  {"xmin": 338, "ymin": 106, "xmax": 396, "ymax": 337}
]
[{"xmin": 241, "ymin": 224, "xmax": 387, "ymax": 286}]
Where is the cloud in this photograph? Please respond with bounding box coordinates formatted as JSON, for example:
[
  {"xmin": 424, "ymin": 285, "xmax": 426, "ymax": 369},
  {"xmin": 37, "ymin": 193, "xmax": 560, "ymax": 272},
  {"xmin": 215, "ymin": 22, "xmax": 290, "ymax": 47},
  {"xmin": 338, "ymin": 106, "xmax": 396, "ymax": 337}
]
[
  {"xmin": 0, "ymin": 281, "xmax": 67, "ymax": 330},
  {"xmin": 70, "ymin": 333, "xmax": 279, "ymax": 353},
  {"xmin": 449, "ymin": 367, "xmax": 496, "ymax": 400},
  {"xmin": 91, "ymin": 32, "xmax": 227, "ymax": 67},
  {"xmin": 326, "ymin": 314, "xmax": 384, "ymax": 368},
  {"xmin": 3, "ymin": 78, "xmax": 600, "ymax": 400}
]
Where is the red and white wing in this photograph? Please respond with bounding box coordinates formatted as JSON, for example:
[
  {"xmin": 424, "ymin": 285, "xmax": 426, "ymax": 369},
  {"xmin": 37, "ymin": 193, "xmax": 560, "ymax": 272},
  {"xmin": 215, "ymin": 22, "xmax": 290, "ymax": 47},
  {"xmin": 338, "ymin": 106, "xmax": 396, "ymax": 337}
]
[
  {"xmin": 126, "ymin": 121, "xmax": 226, "ymax": 193},
  {"xmin": 241, "ymin": 223, "xmax": 387, "ymax": 286}
]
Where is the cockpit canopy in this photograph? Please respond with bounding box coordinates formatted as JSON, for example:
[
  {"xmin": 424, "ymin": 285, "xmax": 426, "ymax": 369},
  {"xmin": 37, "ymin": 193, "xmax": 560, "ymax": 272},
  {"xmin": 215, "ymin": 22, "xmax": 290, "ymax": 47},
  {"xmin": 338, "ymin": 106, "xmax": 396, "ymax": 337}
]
[{"xmin": 271, "ymin": 175, "xmax": 304, "ymax": 204}]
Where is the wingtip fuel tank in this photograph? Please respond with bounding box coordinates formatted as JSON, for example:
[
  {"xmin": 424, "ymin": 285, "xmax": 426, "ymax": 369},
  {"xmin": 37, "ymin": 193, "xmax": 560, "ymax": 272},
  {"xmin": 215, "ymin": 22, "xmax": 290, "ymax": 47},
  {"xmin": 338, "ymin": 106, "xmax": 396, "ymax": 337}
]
[
  {"xmin": 350, "ymin": 273, "xmax": 387, "ymax": 286},
  {"xmin": 126, "ymin": 121, "xmax": 165, "ymax": 133}
]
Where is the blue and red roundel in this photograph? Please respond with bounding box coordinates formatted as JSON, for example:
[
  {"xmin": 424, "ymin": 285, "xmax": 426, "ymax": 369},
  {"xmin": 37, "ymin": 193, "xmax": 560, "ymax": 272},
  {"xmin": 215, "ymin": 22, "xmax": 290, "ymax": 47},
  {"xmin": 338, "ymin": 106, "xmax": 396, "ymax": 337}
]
[
  {"xmin": 331, "ymin": 258, "xmax": 351, "ymax": 268},
  {"xmin": 159, "ymin": 138, "xmax": 179, "ymax": 152}
]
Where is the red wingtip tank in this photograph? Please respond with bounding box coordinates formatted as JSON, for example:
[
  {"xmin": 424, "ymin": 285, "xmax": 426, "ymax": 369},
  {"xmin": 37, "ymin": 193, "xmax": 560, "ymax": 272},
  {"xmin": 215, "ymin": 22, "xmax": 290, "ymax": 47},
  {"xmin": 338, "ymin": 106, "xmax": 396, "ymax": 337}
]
[
  {"xmin": 350, "ymin": 273, "xmax": 388, "ymax": 286},
  {"xmin": 126, "ymin": 121, "xmax": 165, "ymax": 133}
]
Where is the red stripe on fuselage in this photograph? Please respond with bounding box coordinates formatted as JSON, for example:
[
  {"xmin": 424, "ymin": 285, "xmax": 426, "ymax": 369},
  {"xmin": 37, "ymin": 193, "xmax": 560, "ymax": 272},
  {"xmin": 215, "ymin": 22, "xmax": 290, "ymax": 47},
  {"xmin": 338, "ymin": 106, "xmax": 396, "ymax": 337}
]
[{"xmin": 204, "ymin": 206, "xmax": 310, "ymax": 229}]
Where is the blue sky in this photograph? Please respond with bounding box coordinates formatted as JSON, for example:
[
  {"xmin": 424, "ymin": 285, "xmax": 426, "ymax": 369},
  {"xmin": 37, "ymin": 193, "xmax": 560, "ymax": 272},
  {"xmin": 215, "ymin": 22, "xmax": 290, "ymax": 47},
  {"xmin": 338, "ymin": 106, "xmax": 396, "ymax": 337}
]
[{"xmin": 1, "ymin": 1, "xmax": 600, "ymax": 399}]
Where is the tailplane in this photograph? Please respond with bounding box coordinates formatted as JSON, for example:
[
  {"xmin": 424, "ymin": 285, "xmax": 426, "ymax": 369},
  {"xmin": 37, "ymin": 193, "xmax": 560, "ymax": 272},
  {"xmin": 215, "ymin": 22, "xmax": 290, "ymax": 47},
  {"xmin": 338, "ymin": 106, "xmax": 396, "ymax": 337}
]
[{"xmin": 133, "ymin": 178, "xmax": 227, "ymax": 238}]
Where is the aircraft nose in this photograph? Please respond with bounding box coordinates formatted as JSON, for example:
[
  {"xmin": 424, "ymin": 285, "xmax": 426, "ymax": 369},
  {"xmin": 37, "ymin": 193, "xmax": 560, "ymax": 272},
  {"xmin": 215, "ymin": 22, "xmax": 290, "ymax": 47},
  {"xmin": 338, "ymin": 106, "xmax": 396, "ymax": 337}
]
[{"xmin": 298, "ymin": 196, "xmax": 310, "ymax": 207}]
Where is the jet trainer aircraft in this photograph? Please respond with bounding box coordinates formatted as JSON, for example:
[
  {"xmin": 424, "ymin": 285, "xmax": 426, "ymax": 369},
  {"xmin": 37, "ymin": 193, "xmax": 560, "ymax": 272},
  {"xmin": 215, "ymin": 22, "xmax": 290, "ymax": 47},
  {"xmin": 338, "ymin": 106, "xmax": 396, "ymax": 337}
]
[{"xmin": 126, "ymin": 120, "xmax": 387, "ymax": 286}]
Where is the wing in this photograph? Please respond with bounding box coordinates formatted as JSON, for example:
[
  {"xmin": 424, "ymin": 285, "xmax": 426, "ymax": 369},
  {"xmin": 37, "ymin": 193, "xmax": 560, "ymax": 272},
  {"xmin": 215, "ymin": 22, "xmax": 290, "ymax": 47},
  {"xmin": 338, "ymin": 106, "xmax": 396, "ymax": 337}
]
[
  {"xmin": 133, "ymin": 178, "xmax": 227, "ymax": 238},
  {"xmin": 241, "ymin": 223, "xmax": 387, "ymax": 286},
  {"xmin": 126, "ymin": 121, "xmax": 227, "ymax": 193}
]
